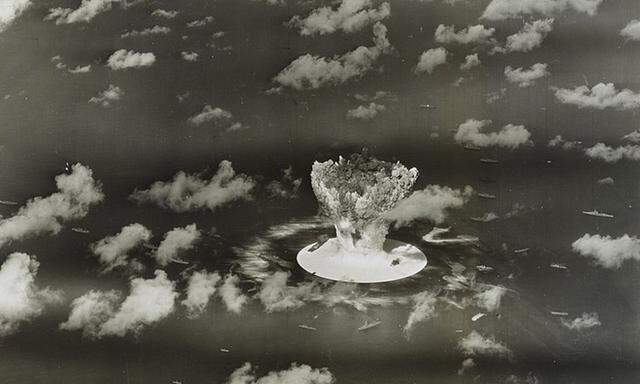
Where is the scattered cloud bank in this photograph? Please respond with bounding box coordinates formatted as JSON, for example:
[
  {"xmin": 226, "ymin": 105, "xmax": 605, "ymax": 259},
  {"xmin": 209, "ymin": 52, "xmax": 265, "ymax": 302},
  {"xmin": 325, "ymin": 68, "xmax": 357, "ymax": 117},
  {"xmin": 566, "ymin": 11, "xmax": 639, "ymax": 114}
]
[
  {"xmin": 154, "ymin": 224, "xmax": 201, "ymax": 266},
  {"xmin": 572, "ymin": 234, "xmax": 640, "ymax": 268},
  {"xmin": 226, "ymin": 362, "xmax": 335, "ymax": 384},
  {"xmin": 186, "ymin": 16, "xmax": 213, "ymax": 28},
  {"xmin": 91, "ymin": 223, "xmax": 152, "ymax": 273},
  {"xmin": 454, "ymin": 119, "xmax": 531, "ymax": 149},
  {"xmin": 554, "ymin": 83, "xmax": 640, "ymax": 110},
  {"xmin": 60, "ymin": 270, "xmax": 177, "ymax": 338},
  {"xmin": 121, "ymin": 25, "xmax": 170, "ymax": 38},
  {"xmin": 621, "ymin": 20, "xmax": 640, "ymax": 41},
  {"xmin": 459, "ymin": 331, "xmax": 511, "ymax": 357},
  {"xmin": 45, "ymin": 0, "xmax": 117, "ymax": 24},
  {"xmin": 89, "ymin": 84, "xmax": 124, "ymax": 107},
  {"xmin": 0, "ymin": 0, "xmax": 31, "ymax": 32},
  {"xmin": 182, "ymin": 270, "xmax": 221, "ymax": 318},
  {"xmin": 584, "ymin": 143, "xmax": 640, "ymax": 162},
  {"xmin": 474, "ymin": 285, "xmax": 507, "ymax": 312},
  {"xmin": 403, "ymin": 291, "xmax": 438, "ymax": 334},
  {"xmin": 274, "ymin": 22, "xmax": 391, "ymax": 89},
  {"xmin": 481, "ymin": 0, "xmax": 602, "ymax": 20},
  {"xmin": 107, "ymin": 49, "xmax": 156, "ymax": 70},
  {"xmin": 287, "ymin": 0, "xmax": 390, "ymax": 36},
  {"xmin": 622, "ymin": 130, "xmax": 640, "ymax": 143},
  {"xmin": 493, "ymin": 19, "xmax": 554, "ymax": 54},
  {"xmin": 151, "ymin": 9, "xmax": 178, "ymax": 19},
  {"xmin": 353, "ymin": 90, "xmax": 396, "ymax": 102},
  {"xmin": 387, "ymin": 185, "xmax": 474, "ymax": 226},
  {"xmin": 0, "ymin": 253, "xmax": 62, "ymax": 336},
  {"xmin": 130, "ymin": 160, "xmax": 255, "ymax": 212},
  {"xmin": 219, "ymin": 274, "xmax": 248, "ymax": 314},
  {"xmin": 548, "ymin": 135, "xmax": 580, "ymax": 150},
  {"xmin": 504, "ymin": 63, "xmax": 549, "ymax": 87},
  {"xmin": 561, "ymin": 312, "xmax": 601, "ymax": 330},
  {"xmin": 69, "ymin": 64, "xmax": 92, "ymax": 74},
  {"xmin": 257, "ymin": 271, "xmax": 318, "ymax": 312},
  {"xmin": 460, "ymin": 54, "xmax": 480, "ymax": 71},
  {"xmin": 0, "ymin": 164, "xmax": 103, "ymax": 248},
  {"xmin": 486, "ymin": 88, "xmax": 506, "ymax": 104},
  {"xmin": 266, "ymin": 166, "xmax": 302, "ymax": 199},
  {"xmin": 347, "ymin": 102, "xmax": 385, "ymax": 120},
  {"xmin": 434, "ymin": 24, "xmax": 495, "ymax": 45},
  {"xmin": 415, "ymin": 47, "xmax": 448, "ymax": 74}
]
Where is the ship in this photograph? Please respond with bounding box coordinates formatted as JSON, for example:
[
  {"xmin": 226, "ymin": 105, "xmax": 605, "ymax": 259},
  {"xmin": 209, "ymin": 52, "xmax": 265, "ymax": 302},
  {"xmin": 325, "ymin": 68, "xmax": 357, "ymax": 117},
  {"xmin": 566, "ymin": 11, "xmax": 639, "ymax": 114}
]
[
  {"xmin": 297, "ymin": 324, "xmax": 317, "ymax": 331},
  {"xmin": 170, "ymin": 258, "xmax": 189, "ymax": 265},
  {"xmin": 476, "ymin": 265, "xmax": 494, "ymax": 272},
  {"xmin": 419, "ymin": 104, "xmax": 437, "ymax": 110},
  {"xmin": 581, "ymin": 210, "xmax": 614, "ymax": 218},
  {"xmin": 71, "ymin": 227, "xmax": 90, "ymax": 234},
  {"xmin": 550, "ymin": 263, "xmax": 568, "ymax": 270},
  {"xmin": 220, "ymin": 348, "xmax": 230, "ymax": 353},
  {"xmin": 358, "ymin": 319, "xmax": 382, "ymax": 331},
  {"xmin": 477, "ymin": 192, "xmax": 497, "ymax": 199},
  {"xmin": 470, "ymin": 213, "xmax": 499, "ymax": 222},
  {"xmin": 471, "ymin": 313, "xmax": 486, "ymax": 322},
  {"xmin": 550, "ymin": 311, "xmax": 569, "ymax": 316},
  {"xmin": 0, "ymin": 200, "xmax": 18, "ymax": 206},
  {"xmin": 514, "ymin": 248, "xmax": 530, "ymax": 254},
  {"xmin": 463, "ymin": 145, "xmax": 481, "ymax": 151},
  {"xmin": 480, "ymin": 158, "xmax": 499, "ymax": 164}
]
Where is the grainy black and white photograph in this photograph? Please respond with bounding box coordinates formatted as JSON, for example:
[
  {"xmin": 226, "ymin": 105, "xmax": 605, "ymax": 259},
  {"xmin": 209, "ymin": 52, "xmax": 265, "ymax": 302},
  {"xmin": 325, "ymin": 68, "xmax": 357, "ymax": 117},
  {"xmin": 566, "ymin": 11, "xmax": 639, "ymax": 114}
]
[{"xmin": 1, "ymin": 0, "xmax": 640, "ymax": 383}]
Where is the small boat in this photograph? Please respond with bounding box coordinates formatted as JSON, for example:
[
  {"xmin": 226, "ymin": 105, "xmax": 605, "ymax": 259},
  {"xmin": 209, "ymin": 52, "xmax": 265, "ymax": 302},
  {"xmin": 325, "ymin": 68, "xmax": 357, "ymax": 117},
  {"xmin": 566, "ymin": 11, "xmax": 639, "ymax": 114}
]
[
  {"xmin": 358, "ymin": 320, "xmax": 382, "ymax": 331},
  {"xmin": 550, "ymin": 311, "xmax": 569, "ymax": 316},
  {"xmin": 298, "ymin": 324, "xmax": 317, "ymax": 331},
  {"xmin": 514, "ymin": 248, "xmax": 530, "ymax": 254},
  {"xmin": 71, "ymin": 227, "xmax": 90, "ymax": 234},
  {"xmin": 480, "ymin": 158, "xmax": 499, "ymax": 164},
  {"xmin": 477, "ymin": 192, "xmax": 497, "ymax": 199},
  {"xmin": 471, "ymin": 313, "xmax": 486, "ymax": 322},
  {"xmin": 170, "ymin": 258, "xmax": 189, "ymax": 265},
  {"xmin": 463, "ymin": 145, "xmax": 481, "ymax": 151},
  {"xmin": 419, "ymin": 104, "xmax": 437, "ymax": 110},
  {"xmin": 475, "ymin": 265, "xmax": 494, "ymax": 272},
  {"xmin": 550, "ymin": 263, "xmax": 568, "ymax": 270},
  {"xmin": 581, "ymin": 210, "xmax": 614, "ymax": 218},
  {"xmin": 0, "ymin": 200, "xmax": 18, "ymax": 206},
  {"xmin": 220, "ymin": 348, "xmax": 230, "ymax": 353}
]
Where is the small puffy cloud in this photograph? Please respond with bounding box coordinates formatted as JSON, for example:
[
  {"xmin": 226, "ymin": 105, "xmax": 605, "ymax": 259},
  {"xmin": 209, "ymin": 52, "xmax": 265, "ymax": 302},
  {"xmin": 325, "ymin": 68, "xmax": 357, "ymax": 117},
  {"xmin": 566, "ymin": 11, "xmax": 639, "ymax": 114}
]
[
  {"xmin": 257, "ymin": 271, "xmax": 321, "ymax": 313},
  {"xmin": 353, "ymin": 90, "xmax": 396, "ymax": 102},
  {"xmin": 154, "ymin": 224, "xmax": 201, "ymax": 266},
  {"xmin": 181, "ymin": 51, "xmax": 199, "ymax": 62},
  {"xmin": 496, "ymin": 18, "xmax": 554, "ymax": 53},
  {"xmin": 460, "ymin": 54, "xmax": 480, "ymax": 71},
  {"xmin": 621, "ymin": 20, "xmax": 640, "ymax": 41},
  {"xmin": 45, "ymin": 0, "xmax": 117, "ymax": 25},
  {"xmin": 346, "ymin": 102, "xmax": 385, "ymax": 120},
  {"xmin": 474, "ymin": 285, "xmax": 507, "ymax": 312},
  {"xmin": 226, "ymin": 362, "xmax": 335, "ymax": 384},
  {"xmin": 553, "ymin": 83, "xmax": 640, "ymax": 110},
  {"xmin": 99, "ymin": 270, "xmax": 177, "ymax": 337},
  {"xmin": 121, "ymin": 25, "xmax": 170, "ymax": 38},
  {"xmin": 59, "ymin": 290, "xmax": 120, "ymax": 338},
  {"xmin": 548, "ymin": 135, "xmax": 580, "ymax": 150},
  {"xmin": 186, "ymin": 16, "xmax": 213, "ymax": 28},
  {"xmin": 572, "ymin": 233, "xmax": 640, "ymax": 268},
  {"xmin": 454, "ymin": 119, "xmax": 531, "ymax": 149},
  {"xmin": 266, "ymin": 166, "xmax": 302, "ymax": 200},
  {"xmin": 287, "ymin": 0, "xmax": 390, "ymax": 36},
  {"xmin": 561, "ymin": 312, "xmax": 601, "ymax": 330},
  {"xmin": 597, "ymin": 177, "xmax": 614, "ymax": 185},
  {"xmin": 130, "ymin": 160, "xmax": 255, "ymax": 212},
  {"xmin": 457, "ymin": 358, "xmax": 476, "ymax": 376},
  {"xmin": 68, "ymin": 64, "xmax": 91, "ymax": 74},
  {"xmin": 622, "ymin": 130, "xmax": 640, "ymax": 143},
  {"xmin": 387, "ymin": 185, "xmax": 473, "ymax": 226},
  {"xmin": 481, "ymin": 0, "xmax": 602, "ymax": 20},
  {"xmin": 434, "ymin": 24, "xmax": 495, "ymax": 45},
  {"xmin": 0, "ymin": 164, "xmax": 103, "ymax": 248},
  {"xmin": 486, "ymin": 88, "xmax": 506, "ymax": 104},
  {"xmin": 459, "ymin": 331, "xmax": 511, "ymax": 357},
  {"xmin": 188, "ymin": 105, "xmax": 232, "ymax": 125},
  {"xmin": 91, "ymin": 223, "xmax": 152, "ymax": 273},
  {"xmin": 151, "ymin": 9, "xmax": 178, "ymax": 19},
  {"xmin": 89, "ymin": 84, "xmax": 124, "ymax": 107},
  {"xmin": 107, "ymin": 49, "xmax": 156, "ymax": 70},
  {"xmin": 0, "ymin": 253, "xmax": 63, "ymax": 336},
  {"xmin": 504, "ymin": 63, "xmax": 549, "ymax": 87},
  {"xmin": 274, "ymin": 22, "xmax": 391, "ymax": 90},
  {"xmin": 219, "ymin": 274, "xmax": 247, "ymax": 314},
  {"xmin": 181, "ymin": 270, "xmax": 220, "ymax": 318},
  {"xmin": 584, "ymin": 143, "xmax": 640, "ymax": 162},
  {"xmin": 415, "ymin": 47, "xmax": 448, "ymax": 74},
  {"xmin": 0, "ymin": 0, "xmax": 31, "ymax": 32},
  {"xmin": 403, "ymin": 290, "xmax": 438, "ymax": 334}
]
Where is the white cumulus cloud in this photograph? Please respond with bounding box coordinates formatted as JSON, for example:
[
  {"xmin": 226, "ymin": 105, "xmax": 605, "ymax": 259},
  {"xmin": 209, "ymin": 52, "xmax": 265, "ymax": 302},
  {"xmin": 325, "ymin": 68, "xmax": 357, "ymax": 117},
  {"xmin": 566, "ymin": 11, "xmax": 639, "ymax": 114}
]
[
  {"xmin": 219, "ymin": 274, "xmax": 248, "ymax": 314},
  {"xmin": 287, "ymin": 0, "xmax": 390, "ymax": 36},
  {"xmin": 504, "ymin": 63, "xmax": 549, "ymax": 87},
  {"xmin": 434, "ymin": 24, "xmax": 495, "ymax": 45},
  {"xmin": 572, "ymin": 233, "xmax": 640, "ymax": 268},
  {"xmin": 226, "ymin": 362, "xmax": 335, "ymax": 384},
  {"xmin": 91, "ymin": 223, "xmax": 152, "ymax": 273},
  {"xmin": 584, "ymin": 143, "xmax": 640, "ymax": 162},
  {"xmin": 182, "ymin": 270, "xmax": 221, "ymax": 318},
  {"xmin": 454, "ymin": 119, "xmax": 531, "ymax": 149},
  {"xmin": 154, "ymin": 224, "xmax": 201, "ymax": 266},
  {"xmin": 561, "ymin": 312, "xmax": 601, "ymax": 330},
  {"xmin": 415, "ymin": 47, "xmax": 448, "ymax": 74},
  {"xmin": 346, "ymin": 102, "xmax": 385, "ymax": 120},
  {"xmin": 481, "ymin": 0, "xmax": 602, "ymax": 20},
  {"xmin": 89, "ymin": 84, "xmax": 124, "ymax": 107},
  {"xmin": 387, "ymin": 185, "xmax": 474, "ymax": 226},
  {"xmin": 0, "ymin": 0, "xmax": 31, "ymax": 32},
  {"xmin": 554, "ymin": 83, "xmax": 640, "ymax": 110},
  {"xmin": 403, "ymin": 290, "xmax": 438, "ymax": 334},
  {"xmin": 107, "ymin": 49, "xmax": 156, "ymax": 70},
  {"xmin": 45, "ymin": 0, "xmax": 117, "ymax": 25},
  {"xmin": 459, "ymin": 331, "xmax": 511, "ymax": 357}
]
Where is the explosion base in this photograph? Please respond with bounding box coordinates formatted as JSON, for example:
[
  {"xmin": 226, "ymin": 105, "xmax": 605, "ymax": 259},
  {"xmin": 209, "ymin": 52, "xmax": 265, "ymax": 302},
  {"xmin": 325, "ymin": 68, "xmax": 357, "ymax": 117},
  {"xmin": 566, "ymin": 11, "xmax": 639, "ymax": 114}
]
[{"xmin": 297, "ymin": 239, "xmax": 427, "ymax": 283}]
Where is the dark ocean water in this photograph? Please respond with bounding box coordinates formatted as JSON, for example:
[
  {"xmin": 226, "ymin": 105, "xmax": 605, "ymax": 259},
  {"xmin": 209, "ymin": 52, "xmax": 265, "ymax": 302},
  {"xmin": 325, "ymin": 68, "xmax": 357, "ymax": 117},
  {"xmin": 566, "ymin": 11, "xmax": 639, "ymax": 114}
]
[{"xmin": 1, "ymin": 144, "xmax": 640, "ymax": 383}]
